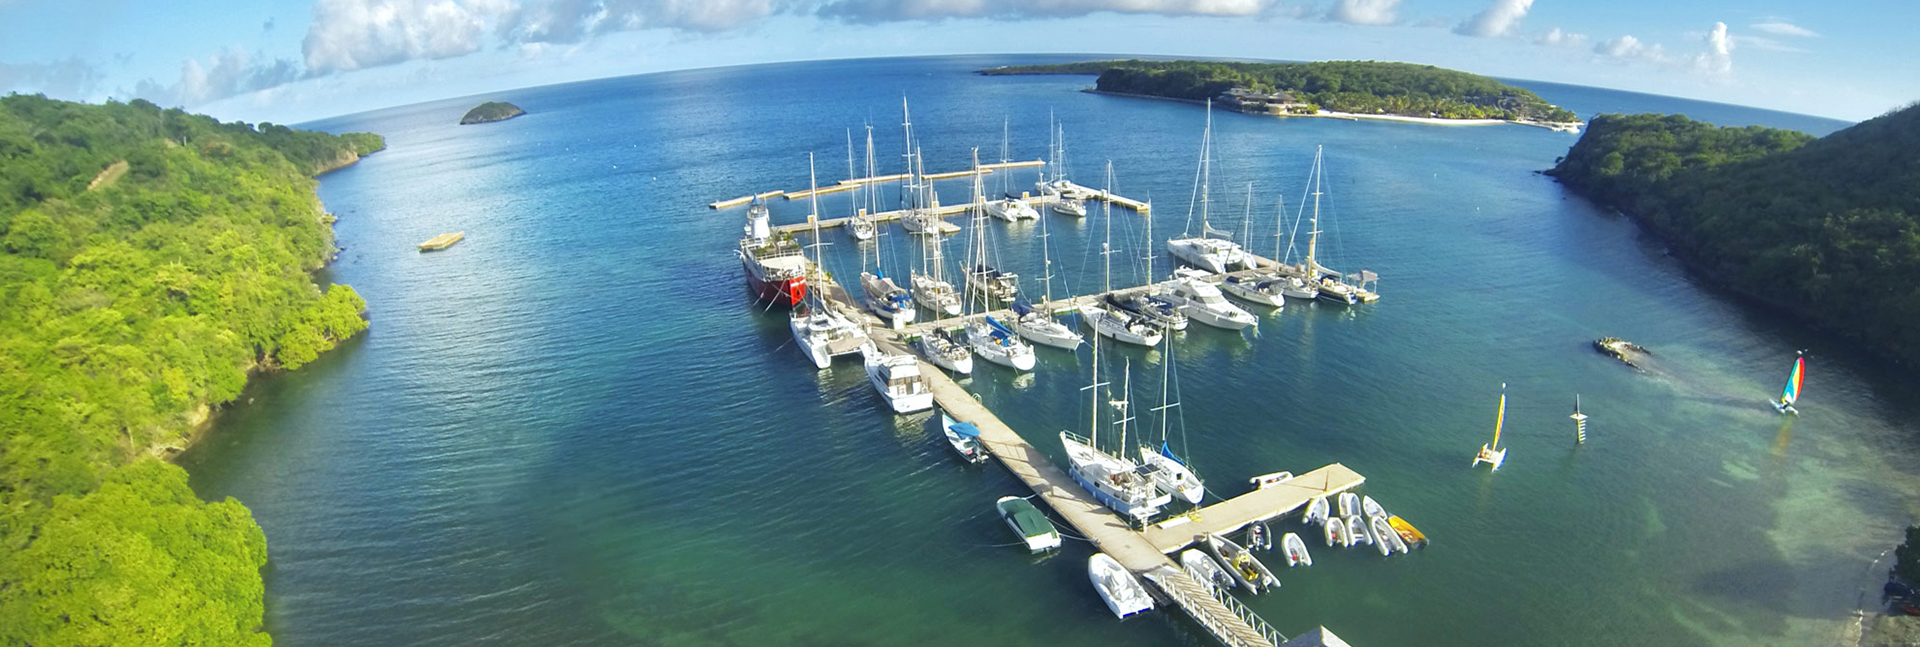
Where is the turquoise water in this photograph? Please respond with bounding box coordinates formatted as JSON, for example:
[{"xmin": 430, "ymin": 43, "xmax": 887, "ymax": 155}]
[{"xmin": 178, "ymin": 55, "xmax": 1915, "ymax": 646}]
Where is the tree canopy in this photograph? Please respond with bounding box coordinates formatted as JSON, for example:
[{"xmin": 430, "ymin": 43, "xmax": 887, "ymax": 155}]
[
  {"xmin": 1548, "ymin": 105, "xmax": 1920, "ymax": 364},
  {"xmin": 460, "ymin": 101, "xmax": 525, "ymax": 125},
  {"xmin": 983, "ymin": 59, "xmax": 1577, "ymax": 122},
  {"xmin": 0, "ymin": 93, "xmax": 382, "ymax": 645}
]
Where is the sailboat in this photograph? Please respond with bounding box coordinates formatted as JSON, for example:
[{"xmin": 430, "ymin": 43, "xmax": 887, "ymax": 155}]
[
  {"xmin": 903, "ymin": 107, "xmax": 961, "ymax": 317},
  {"xmin": 1048, "ymin": 123, "xmax": 1087, "ymax": 217},
  {"xmin": 1062, "ymin": 358, "xmax": 1171, "ymax": 522},
  {"xmin": 1772, "ymin": 351, "xmax": 1806, "ymax": 414},
  {"xmin": 1472, "ymin": 384, "xmax": 1510, "ymax": 470},
  {"xmin": 1166, "ymin": 101, "xmax": 1256, "ymax": 275},
  {"xmin": 1139, "ymin": 322, "xmax": 1205, "ymax": 504},
  {"xmin": 1079, "ymin": 162, "xmax": 1163, "ymax": 348},
  {"xmin": 1293, "ymin": 147, "xmax": 1367, "ymax": 305},
  {"xmin": 962, "ymin": 150, "xmax": 1021, "ymax": 304},
  {"xmin": 856, "ymin": 127, "xmax": 916, "ymax": 329},
  {"xmin": 788, "ymin": 154, "xmax": 868, "ymax": 369},
  {"xmin": 845, "ymin": 130, "xmax": 875, "ymax": 241},
  {"xmin": 915, "ymin": 327, "xmax": 972, "ymax": 375},
  {"xmin": 960, "ymin": 150, "xmax": 1036, "ymax": 372},
  {"xmin": 985, "ymin": 119, "xmax": 1039, "ymax": 222},
  {"xmin": 1008, "ymin": 204, "xmax": 1085, "ymax": 350}
]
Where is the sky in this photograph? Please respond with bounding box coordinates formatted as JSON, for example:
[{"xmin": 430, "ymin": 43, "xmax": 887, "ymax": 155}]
[{"xmin": 1, "ymin": 0, "xmax": 1914, "ymax": 125}]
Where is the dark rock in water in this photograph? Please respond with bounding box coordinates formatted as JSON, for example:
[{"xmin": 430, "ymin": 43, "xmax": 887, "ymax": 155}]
[
  {"xmin": 1593, "ymin": 337, "xmax": 1650, "ymax": 370},
  {"xmin": 461, "ymin": 101, "xmax": 525, "ymax": 125}
]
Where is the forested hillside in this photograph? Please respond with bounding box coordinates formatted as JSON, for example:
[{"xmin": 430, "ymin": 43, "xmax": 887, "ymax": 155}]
[
  {"xmin": 1548, "ymin": 107, "xmax": 1920, "ymax": 363},
  {"xmin": 0, "ymin": 94, "xmax": 382, "ymax": 644},
  {"xmin": 984, "ymin": 59, "xmax": 1577, "ymax": 122}
]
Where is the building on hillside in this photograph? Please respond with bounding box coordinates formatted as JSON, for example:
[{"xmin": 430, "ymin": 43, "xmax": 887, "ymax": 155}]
[{"xmin": 1219, "ymin": 87, "xmax": 1301, "ymax": 114}]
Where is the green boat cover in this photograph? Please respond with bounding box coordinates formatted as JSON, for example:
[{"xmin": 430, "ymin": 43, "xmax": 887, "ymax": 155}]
[{"xmin": 999, "ymin": 498, "xmax": 1055, "ymax": 538}]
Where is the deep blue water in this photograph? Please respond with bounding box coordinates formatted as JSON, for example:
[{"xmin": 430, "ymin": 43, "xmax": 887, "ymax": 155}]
[{"xmin": 178, "ymin": 55, "xmax": 1910, "ymax": 647}]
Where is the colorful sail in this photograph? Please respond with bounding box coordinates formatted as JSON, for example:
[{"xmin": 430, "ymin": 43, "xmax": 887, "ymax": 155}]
[
  {"xmin": 1781, "ymin": 354, "xmax": 1805, "ymax": 406},
  {"xmin": 1490, "ymin": 387, "xmax": 1507, "ymax": 450}
]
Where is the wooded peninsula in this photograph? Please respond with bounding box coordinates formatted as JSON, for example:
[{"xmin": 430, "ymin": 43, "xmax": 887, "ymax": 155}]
[
  {"xmin": 1548, "ymin": 105, "xmax": 1920, "ymax": 365},
  {"xmin": 982, "ymin": 59, "xmax": 1577, "ymax": 123},
  {"xmin": 0, "ymin": 94, "xmax": 382, "ymax": 644},
  {"xmin": 461, "ymin": 101, "xmax": 525, "ymax": 125}
]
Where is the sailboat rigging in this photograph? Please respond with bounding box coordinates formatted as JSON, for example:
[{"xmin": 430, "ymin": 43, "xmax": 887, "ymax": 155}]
[
  {"xmin": 1472, "ymin": 384, "xmax": 1509, "ymax": 470},
  {"xmin": 1772, "ymin": 351, "xmax": 1806, "ymax": 414}
]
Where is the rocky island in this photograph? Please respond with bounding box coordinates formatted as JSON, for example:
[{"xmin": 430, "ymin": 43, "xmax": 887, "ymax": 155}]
[{"xmin": 460, "ymin": 101, "xmax": 525, "ymax": 125}]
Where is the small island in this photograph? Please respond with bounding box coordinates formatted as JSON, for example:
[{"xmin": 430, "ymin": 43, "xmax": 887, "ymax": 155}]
[
  {"xmin": 982, "ymin": 59, "xmax": 1579, "ymax": 129},
  {"xmin": 1593, "ymin": 338, "xmax": 1651, "ymax": 370},
  {"xmin": 460, "ymin": 101, "xmax": 525, "ymax": 125}
]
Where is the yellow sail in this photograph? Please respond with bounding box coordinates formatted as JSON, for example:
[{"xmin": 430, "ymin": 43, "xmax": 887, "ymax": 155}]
[{"xmin": 1490, "ymin": 389, "xmax": 1507, "ymax": 450}]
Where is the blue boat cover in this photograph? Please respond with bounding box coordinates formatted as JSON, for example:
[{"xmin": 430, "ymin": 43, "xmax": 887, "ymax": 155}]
[
  {"xmin": 1012, "ymin": 299, "xmax": 1037, "ymax": 316},
  {"xmin": 984, "ymin": 315, "xmax": 1016, "ymax": 337},
  {"xmin": 950, "ymin": 422, "xmax": 982, "ymax": 438},
  {"xmin": 1158, "ymin": 441, "xmax": 1188, "ymax": 466}
]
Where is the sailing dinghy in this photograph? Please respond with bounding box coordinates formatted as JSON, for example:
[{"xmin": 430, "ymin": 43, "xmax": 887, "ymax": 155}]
[
  {"xmin": 1472, "ymin": 384, "xmax": 1509, "ymax": 470},
  {"xmin": 1772, "ymin": 351, "xmax": 1805, "ymax": 414}
]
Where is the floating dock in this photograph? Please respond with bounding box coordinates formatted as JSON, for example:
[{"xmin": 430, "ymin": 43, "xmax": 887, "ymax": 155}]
[
  {"xmin": 707, "ymin": 189, "xmax": 786, "ymax": 210},
  {"xmin": 418, "ymin": 231, "xmax": 464, "ymax": 251},
  {"xmin": 716, "ymin": 179, "xmax": 1149, "ymax": 236}
]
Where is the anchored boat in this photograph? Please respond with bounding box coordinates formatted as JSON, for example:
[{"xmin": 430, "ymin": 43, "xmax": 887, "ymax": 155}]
[
  {"xmin": 1088, "ymin": 553, "xmax": 1154, "ymax": 619},
  {"xmin": 860, "ymin": 343, "xmax": 933, "ymax": 414},
  {"xmin": 1387, "ymin": 515, "xmax": 1429, "ymax": 549},
  {"xmin": 1282, "ymin": 532, "xmax": 1313, "ymax": 567},
  {"xmin": 1181, "ymin": 548, "xmax": 1236, "ymax": 592},
  {"xmin": 915, "ymin": 328, "xmax": 972, "ymax": 375},
  {"xmin": 1161, "ymin": 271, "xmax": 1257, "ymax": 330},
  {"xmin": 1203, "ymin": 533, "xmax": 1278, "ymax": 594},
  {"xmin": 941, "ymin": 412, "xmax": 989, "ymax": 464},
  {"xmin": 997, "ymin": 496, "xmax": 1061, "ymax": 553}
]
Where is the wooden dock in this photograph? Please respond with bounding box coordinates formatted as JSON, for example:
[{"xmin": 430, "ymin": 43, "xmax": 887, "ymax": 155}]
[
  {"xmin": 418, "ymin": 231, "xmax": 464, "ymax": 251},
  {"xmin": 708, "ymin": 189, "xmax": 785, "ymax": 210},
  {"xmin": 742, "ymin": 179, "xmax": 1149, "ymax": 236},
  {"xmin": 1140, "ymin": 464, "xmax": 1364, "ymax": 553}
]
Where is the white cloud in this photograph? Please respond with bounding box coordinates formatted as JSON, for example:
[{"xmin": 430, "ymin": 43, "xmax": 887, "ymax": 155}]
[
  {"xmin": 1536, "ymin": 27, "xmax": 1586, "ymax": 48},
  {"xmin": 813, "ymin": 0, "xmax": 1276, "ymax": 23},
  {"xmin": 1691, "ymin": 21, "xmax": 1733, "ymax": 75},
  {"xmin": 1453, "ymin": 0, "xmax": 1530, "ymax": 38},
  {"xmin": 129, "ymin": 49, "xmax": 302, "ymax": 108},
  {"xmin": 1324, "ymin": 0, "xmax": 1396, "ymax": 25},
  {"xmin": 1751, "ymin": 20, "xmax": 1816, "ymax": 38},
  {"xmin": 1591, "ymin": 22, "xmax": 1737, "ymax": 78},
  {"xmin": 302, "ymin": 0, "xmax": 516, "ymax": 75},
  {"xmin": 1594, "ymin": 34, "xmax": 1668, "ymax": 63}
]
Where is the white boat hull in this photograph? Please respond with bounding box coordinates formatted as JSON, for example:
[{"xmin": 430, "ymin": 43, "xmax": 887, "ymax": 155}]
[
  {"xmin": 1089, "ymin": 553, "xmax": 1153, "ymax": 619},
  {"xmin": 1079, "ymin": 306, "xmax": 1162, "ymax": 347},
  {"xmin": 1282, "ymin": 532, "xmax": 1313, "ymax": 567},
  {"xmin": 1011, "ymin": 314, "xmax": 1084, "ymax": 350},
  {"xmin": 1219, "ymin": 277, "xmax": 1286, "ymax": 308},
  {"xmin": 1473, "ymin": 444, "xmax": 1507, "ymax": 470},
  {"xmin": 967, "ymin": 323, "xmax": 1036, "ymax": 371},
  {"xmin": 1140, "ymin": 450, "xmax": 1204, "ymax": 505}
]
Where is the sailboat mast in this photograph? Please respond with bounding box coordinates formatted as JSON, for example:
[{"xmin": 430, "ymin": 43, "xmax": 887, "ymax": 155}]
[
  {"xmin": 1118, "ymin": 361, "xmax": 1132, "ymax": 454},
  {"xmin": 1306, "ymin": 146, "xmax": 1324, "ymax": 267},
  {"xmin": 807, "ymin": 153, "xmax": 824, "ymax": 285},
  {"xmin": 1200, "ymin": 100, "xmax": 1212, "ymax": 240},
  {"xmin": 968, "ymin": 147, "xmax": 986, "ymax": 317}
]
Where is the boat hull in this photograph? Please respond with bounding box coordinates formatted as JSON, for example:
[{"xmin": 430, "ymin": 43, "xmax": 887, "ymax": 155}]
[
  {"xmin": 1089, "ymin": 554, "xmax": 1153, "ymax": 619},
  {"xmin": 745, "ymin": 258, "xmax": 807, "ymax": 307}
]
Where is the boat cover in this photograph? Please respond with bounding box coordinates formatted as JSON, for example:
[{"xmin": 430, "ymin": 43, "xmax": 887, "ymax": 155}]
[
  {"xmin": 999, "ymin": 499, "xmax": 1055, "ymax": 538},
  {"xmin": 949, "ymin": 422, "xmax": 982, "ymax": 438},
  {"xmin": 1012, "ymin": 299, "xmax": 1037, "ymax": 316},
  {"xmin": 984, "ymin": 316, "xmax": 1016, "ymax": 338}
]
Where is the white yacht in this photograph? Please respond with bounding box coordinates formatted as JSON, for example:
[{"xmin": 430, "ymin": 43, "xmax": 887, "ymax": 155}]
[
  {"xmin": 1160, "ymin": 274, "xmax": 1257, "ymax": 330},
  {"xmin": 984, "ymin": 197, "xmax": 1038, "ymax": 221},
  {"xmin": 861, "ymin": 344, "xmax": 933, "ymax": 413},
  {"xmin": 1088, "ymin": 553, "xmax": 1153, "ymax": 619},
  {"xmin": 1009, "ymin": 300, "xmax": 1083, "ymax": 350},
  {"xmin": 915, "ymin": 328, "xmax": 972, "ymax": 375},
  {"xmin": 961, "ymin": 149, "xmax": 1035, "ymax": 372},
  {"xmin": 1140, "ymin": 326, "xmax": 1205, "ymax": 505},
  {"xmin": 789, "ymin": 298, "xmax": 864, "ymax": 370},
  {"xmin": 965, "ymin": 264, "xmax": 1020, "ymax": 302},
  {"xmin": 860, "ymin": 271, "xmax": 916, "ymax": 328},
  {"xmin": 1166, "ymin": 102, "xmax": 1257, "ymax": 275},
  {"xmin": 911, "ymin": 272, "xmax": 962, "ymax": 316},
  {"xmin": 1051, "ymin": 196, "xmax": 1087, "ymax": 217},
  {"xmin": 1105, "ymin": 292, "xmax": 1188, "ymax": 331}
]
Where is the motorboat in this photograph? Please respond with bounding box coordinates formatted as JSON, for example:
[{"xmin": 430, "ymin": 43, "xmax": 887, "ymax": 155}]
[
  {"xmin": 1008, "ymin": 300, "xmax": 1083, "ymax": 350},
  {"xmin": 1203, "ymin": 533, "xmax": 1278, "ymax": 594},
  {"xmin": 1282, "ymin": 532, "xmax": 1313, "ymax": 567},
  {"xmin": 1315, "ymin": 274, "xmax": 1362, "ymax": 305},
  {"xmin": 915, "ymin": 328, "xmax": 973, "ymax": 375},
  {"xmin": 1167, "ymin": 236, "xmax": 1257, "ymax": 274},
  {"xmin": 1361, "ymin": 496, "xmax": 1385, "ymax": 518},
  {"xmin": 941, "ymin": 412, "xmax": 990, "ymax": 464},
  {"xmin": 1160, "ymin": 274, "xmax": 1256, "ymax": 330},
  {"xmin": 998, "ymin": 496, "xmax": 1061, "ymax": 553},
  {"xmin": 861, "ymin": 344, "xmax": 933, "ymax": 413},
  {"xmin": 1078, "ymin": 304, "xmax": 1162, "ymax": 347},
  {"xmin": 1088, "ymin": 553, "xmax": 1154, "ymax": 619},
  {"xmin": 1181, "ymin": 549, "xmax": 1235, "ymax": 593},
  {"xmin": 1051, "ymin": 196, "xmax": 1087, "ymax": 217},
  {"xmin": 1387, "ymin": 515, "xmax": 1429, "ymax": 549},
  {"xmin": 1061, "ymin": 431, "xmax": 1169, "ymax": 521},
  {"xmin": 1337, "ymin": 492, "xmax": 1359, "ymax": 518},
  {"xmin": 1304, "ymin": 496, "xmax": 1330, "ymax": 527},
  {"xmin": 1105, "ymin": 293, "xmax": 1188, "ymax": 331},
  {"xmin": 861, "ymin": 271, "xmax": 917, "ymax": 329},
  {"xmin": 985, "ymin": 197, "xmax": 1039, "ymax": 221},
  {"xmin": 966, "ymin": 316, "xmax": 1036, "ymax": 371},
  {"xmin": 1218, "ymin": 274, "xmax": 1287, "ymax": 309}
]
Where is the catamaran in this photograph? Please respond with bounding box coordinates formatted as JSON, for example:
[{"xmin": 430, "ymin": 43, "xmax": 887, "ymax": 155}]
[
  {"xmin": 736, "ymin": 196, "xmax": 810, "ymax": 306},
  {"xmin": 1080, "ymin": 162, "xmax": 1163, "ymax": 347},
  {"xmin": 861, "ymin": 343, "xmax": 933, "ymax": 413},
  {"xmin": 1062, "ymin": 357, "xmax": 1171, "ymax": 521},
  {"xmin": 1772, "ymin": 351, "xmax": 1806, "ymax": 414},
  {"xmin": 1166, "ymin": 101, "xmax": 1256, "ymax": 275},
  {"xmin": 788, "ymin": 155, "xmax": 867, "ymax": 369},
  {"xmin": 897, "ymin": 99, "xmax": 947, "ymax": 236},
  {"xmin": 1472, "ymin": 384, "xmax": 1510, "ymax": 470}
]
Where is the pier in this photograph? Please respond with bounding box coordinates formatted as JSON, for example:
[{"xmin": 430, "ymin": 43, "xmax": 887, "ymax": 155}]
[{"xmin": 720, "ymin": 178, "xmax": 1152, "ymax": 236}]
